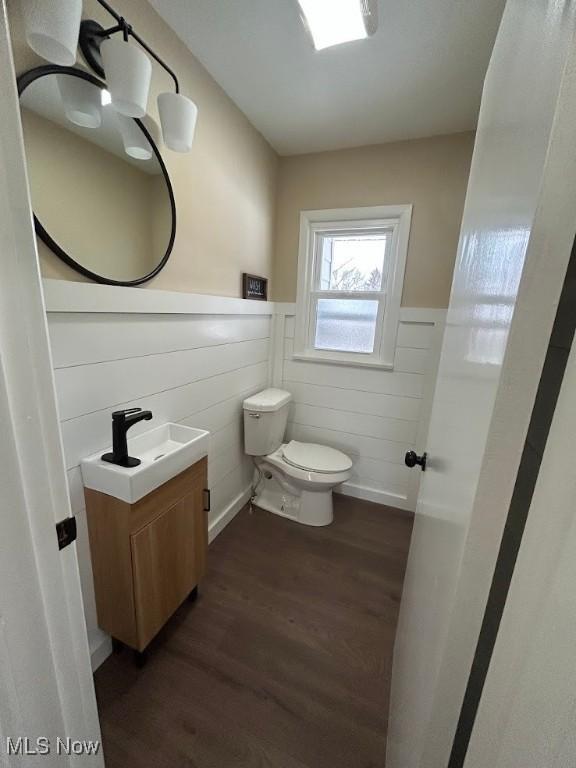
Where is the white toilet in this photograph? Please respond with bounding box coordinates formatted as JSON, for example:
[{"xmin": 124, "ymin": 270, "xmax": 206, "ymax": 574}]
[{"xmin": 243, "ymin": 388, "xmax": 352, "ymax": 526}]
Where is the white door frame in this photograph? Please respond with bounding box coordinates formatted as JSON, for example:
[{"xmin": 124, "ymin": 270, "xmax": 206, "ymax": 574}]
[{"xmin": 0, "ymin": 3, "xmax": 102, "ymax": 764}]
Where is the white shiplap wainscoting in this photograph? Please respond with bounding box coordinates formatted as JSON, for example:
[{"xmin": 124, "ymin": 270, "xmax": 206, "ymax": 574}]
[
  {"xmin": 43, "ymin": 280, "xmax": 444, "ymax": 670},
  {"xmin": 272, "ymin": 305, "xmax": 446, "ymax": 511},
  {"xmin": 43, "ymin": 280, "xmax": 273, "ymax": 670}
]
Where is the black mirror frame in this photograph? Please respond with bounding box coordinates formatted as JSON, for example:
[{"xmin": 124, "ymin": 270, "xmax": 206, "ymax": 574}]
[{"xmin": 17, "ymin": 65, "xmax": 177, "ymax": 287}]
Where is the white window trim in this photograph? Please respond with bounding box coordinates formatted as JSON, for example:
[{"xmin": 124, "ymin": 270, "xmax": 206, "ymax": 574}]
[{"xmin": 293, "ymin": 205, "xmax": 412, "ymax": 369}]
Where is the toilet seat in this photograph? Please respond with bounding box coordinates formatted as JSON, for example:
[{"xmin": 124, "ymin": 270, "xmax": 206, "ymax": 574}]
[
  {"xmin": 261, "ymin": 445, "xmax": 353, "ymax": 490},
  {"xmin": 282, "ymin": 441, "xmax": 353, "ymax": 474}
]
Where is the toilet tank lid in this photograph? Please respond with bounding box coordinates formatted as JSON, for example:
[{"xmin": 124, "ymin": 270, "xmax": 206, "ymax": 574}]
[{"xmin": 243, "ymin": 388, "xmax": 292, "ymax": 412}]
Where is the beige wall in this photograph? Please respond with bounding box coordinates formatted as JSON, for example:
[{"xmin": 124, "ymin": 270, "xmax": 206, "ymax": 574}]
[
  {"xmin": 272, "ymin": 132, "xmax": 474, "ymax": 306},
  {"xmin": 8, "ymin": 0, "xmax": 278, "ymax": 297}
]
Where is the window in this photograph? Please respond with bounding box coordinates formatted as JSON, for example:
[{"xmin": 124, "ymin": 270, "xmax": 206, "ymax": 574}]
[{"xmin": 294, "ymin": 205, "xmax": 412, "ymax": 368}]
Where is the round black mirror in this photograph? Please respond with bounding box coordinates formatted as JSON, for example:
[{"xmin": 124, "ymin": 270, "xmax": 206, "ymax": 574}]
[{"xmin": 18, "ymin": 65, "xmax": 176, "ymax": 286}]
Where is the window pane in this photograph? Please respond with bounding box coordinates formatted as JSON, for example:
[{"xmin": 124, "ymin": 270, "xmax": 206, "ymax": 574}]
[
  {"xmin": 319, "ymin": 234, "xmax": 388, "ymax": 291},
  {"xmin": 314, "ymin": 299, "xmax": 378, "ymax": 353}
]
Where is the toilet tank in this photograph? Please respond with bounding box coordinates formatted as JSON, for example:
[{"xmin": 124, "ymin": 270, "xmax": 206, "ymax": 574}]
[{"xmin": 243, "ymin": 388, "xmax": 292, "ymax": 456}]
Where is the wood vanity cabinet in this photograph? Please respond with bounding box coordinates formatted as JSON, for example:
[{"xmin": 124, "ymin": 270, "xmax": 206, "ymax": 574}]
[{"xmin": 84, "ymin": 457, "xmax": 208, "ymax": 652}]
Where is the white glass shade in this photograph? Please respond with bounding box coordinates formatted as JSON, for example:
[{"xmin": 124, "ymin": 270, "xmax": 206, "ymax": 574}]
[
  {"xmin": 21, "ymin": 0, "xmax": 82, "ymax": 65},
  {"xmin": 57, "ymin": 75, "xmax": 102, "ymax": 129},
  {"xmin": 100, "ymin": 37, "xmax": 152, "ymax": 118},
  {"xmin": 158, "ymin": 92, "xmax": 198, "ymax": 153},
  {"xmin": 114, "ymin": 113, "xmax": 153, "ymax": 161}
]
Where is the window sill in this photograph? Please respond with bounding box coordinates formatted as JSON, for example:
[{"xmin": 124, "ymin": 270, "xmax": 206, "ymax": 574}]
[{"xmin": 291, "ymin": 352, "xmax": 394, "ymax": 371}]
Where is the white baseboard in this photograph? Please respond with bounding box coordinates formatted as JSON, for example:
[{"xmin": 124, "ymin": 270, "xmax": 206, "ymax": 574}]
[
  {"xmin": 90, "ymin": 634, "xmax": 112, "ymax": 672},
  {"xmin": 338, "ymin": 481, "xmax": 414, "ymax": 512},
  {"xmin": 89, "ymin": 485, "xmax": 252, "ymax": 671},
  {"xmin": 208, "ymin": 485, "xmax": 252, "ymax": 542}
]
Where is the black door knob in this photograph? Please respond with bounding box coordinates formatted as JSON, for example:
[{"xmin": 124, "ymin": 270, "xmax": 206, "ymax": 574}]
[{"xmin": 405, "ymin": 450, "xmax": 427, "ymax": 471}]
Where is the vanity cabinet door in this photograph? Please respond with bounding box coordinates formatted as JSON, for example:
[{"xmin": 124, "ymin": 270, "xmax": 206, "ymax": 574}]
[{"xmin": 131, "ymin": 482, "xmax": 207, "ymax": 650}]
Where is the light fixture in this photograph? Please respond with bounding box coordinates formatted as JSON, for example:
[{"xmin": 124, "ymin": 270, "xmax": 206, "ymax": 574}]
[
  {"xmin": 297, "ymin": 0, "xmax": 378, "ymax": 51},
  {"xmin": 114, "ymin": 112, "xmax": 153, "ymax": 161},
  {"xmin": 21, "ymin": 0, "xmax": 82, "ymax": 66},
  {"xmin": 21, "ymin": 0, "xmax": 199, "ymax": 153},
  {"xmin": 100, "ymin": 89, "xmax": 112, "ymax": 106},
  {"xmin": 57, "ymin": 74, "xmax": 102, "ymax": 128},
  {"xmin": 100, "ymin": 36, "xmax": 152, "ymax": 118},
  {"xmin": 77, "ymin": 3, "xmax": 198, "ymax": 153},
  {"xmin": 157, "ymin": 92, "xmax": 198, "ymax": 153}
]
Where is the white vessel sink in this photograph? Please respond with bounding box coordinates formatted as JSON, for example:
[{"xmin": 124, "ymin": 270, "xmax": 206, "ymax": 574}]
[{"xmin": 81, "ymin": 423, "xmax": 209, "ymax": 504}]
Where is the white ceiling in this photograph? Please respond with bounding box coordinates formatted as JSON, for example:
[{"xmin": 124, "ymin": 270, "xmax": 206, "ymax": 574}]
[{"xmin": 149, "ymin": 0, "xmax": 506, "ymax": 156}]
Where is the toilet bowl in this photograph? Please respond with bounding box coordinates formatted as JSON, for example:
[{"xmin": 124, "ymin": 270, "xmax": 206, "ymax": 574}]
[{"xmin": 243, "ymin": 389, "xmax": 353, "ymax": 526}]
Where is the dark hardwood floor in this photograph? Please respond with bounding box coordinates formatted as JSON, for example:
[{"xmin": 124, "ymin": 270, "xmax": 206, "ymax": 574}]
[{"xmin": 94, "ymin": 494, "xmax": 413, "ymax": 768}]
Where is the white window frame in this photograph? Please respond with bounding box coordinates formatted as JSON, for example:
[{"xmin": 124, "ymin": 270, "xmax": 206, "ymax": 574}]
[{"xmin": 293, "ymin": 205, "xmax": 412, "ymax": 369}]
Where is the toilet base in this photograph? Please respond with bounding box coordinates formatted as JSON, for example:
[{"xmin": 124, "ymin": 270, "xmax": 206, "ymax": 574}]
[{"xmin": 253, "ymin": 473, "xmax": 334, "ymax": 527}]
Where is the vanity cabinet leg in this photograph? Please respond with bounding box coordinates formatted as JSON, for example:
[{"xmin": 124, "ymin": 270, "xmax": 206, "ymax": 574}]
[
  {"xmin": 111, "ymin": 637, "xmax": 123, "ymax": 654},
  {"xmin": 133, "ymin": 649, "xmax": 148, "ymax": 668}
]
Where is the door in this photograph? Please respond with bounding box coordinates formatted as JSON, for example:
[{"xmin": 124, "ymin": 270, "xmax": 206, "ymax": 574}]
[
  {"xmin": 387, "ymin": 1, "xmax": 576, "ymax": 767},
  {"xmin": 132, "ymin": 478, "xmax": 207, "ymax": 648},
  {"xmin": 0, "ymin": 3, "xmax": 102, "ymax": 765},
  {"xmin": 463, "ymin": 280, "xmax": 576, "ymax": 766}
]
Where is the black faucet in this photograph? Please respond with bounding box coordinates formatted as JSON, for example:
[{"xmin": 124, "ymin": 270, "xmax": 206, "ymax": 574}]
[{"xmin": 101, "ymin": 408, "xmax": 153, "ymax": 468}]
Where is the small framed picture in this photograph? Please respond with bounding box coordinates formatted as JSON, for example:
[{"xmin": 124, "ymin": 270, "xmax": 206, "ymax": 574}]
[{"xmin": 242, "ymin": 273, "xmax": 268, "ymax": 301}]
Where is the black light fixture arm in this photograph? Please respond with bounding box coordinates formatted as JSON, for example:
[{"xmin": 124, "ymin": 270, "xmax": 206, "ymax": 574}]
[{"xmin": 83, "ymin": 0, "xmax": 180, "ymax": 93}]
